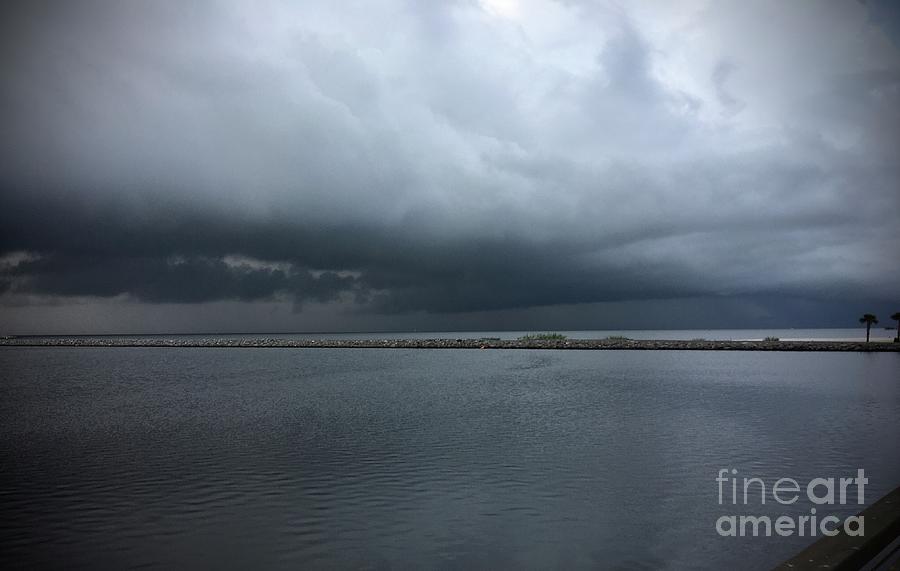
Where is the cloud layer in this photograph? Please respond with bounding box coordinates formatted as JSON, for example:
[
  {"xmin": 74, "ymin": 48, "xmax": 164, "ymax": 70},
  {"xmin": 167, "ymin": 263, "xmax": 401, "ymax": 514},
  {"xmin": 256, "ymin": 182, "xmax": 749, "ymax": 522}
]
[{"xmin": 2, "ymin": 0, "xmax": 899, "ymax": 330}]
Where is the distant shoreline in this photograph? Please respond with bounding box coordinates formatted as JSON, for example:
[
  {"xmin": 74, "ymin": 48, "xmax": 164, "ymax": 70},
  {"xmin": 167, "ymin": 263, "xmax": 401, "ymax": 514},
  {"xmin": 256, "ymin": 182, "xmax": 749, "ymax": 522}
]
[{"xmin": 1, "ymin": 337, "xmax": 898, "ymax": 352}]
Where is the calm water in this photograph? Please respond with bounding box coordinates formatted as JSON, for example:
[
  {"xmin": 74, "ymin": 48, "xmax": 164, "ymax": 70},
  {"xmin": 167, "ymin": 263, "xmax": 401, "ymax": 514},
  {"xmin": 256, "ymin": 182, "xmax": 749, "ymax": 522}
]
[{"xmin": 1, "ymin": 348, "xmax": 898, "ymax": 569}]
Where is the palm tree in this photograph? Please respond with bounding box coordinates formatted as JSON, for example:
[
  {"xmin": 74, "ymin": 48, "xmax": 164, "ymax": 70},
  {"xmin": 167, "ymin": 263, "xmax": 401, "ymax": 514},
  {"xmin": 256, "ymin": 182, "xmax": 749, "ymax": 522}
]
[
  {"xmin": 892, "ymin": 312, "xmax": 900, "ymax": 343},
  {"xmin": 859, "ymin": 313, "xmax": 878, "ymax": 343}
]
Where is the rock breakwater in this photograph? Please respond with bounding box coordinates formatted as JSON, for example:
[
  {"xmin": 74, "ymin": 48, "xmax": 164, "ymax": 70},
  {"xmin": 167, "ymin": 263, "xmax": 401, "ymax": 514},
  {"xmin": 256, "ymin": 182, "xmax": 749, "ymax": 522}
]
[{"xmin": 1, "ymin": 337, "xmax": 898, "ymax": 351}]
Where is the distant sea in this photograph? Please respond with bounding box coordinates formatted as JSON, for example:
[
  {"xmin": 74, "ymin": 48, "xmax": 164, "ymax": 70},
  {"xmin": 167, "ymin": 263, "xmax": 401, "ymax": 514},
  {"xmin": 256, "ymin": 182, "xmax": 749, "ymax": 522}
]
[{"xmin": 1, "ymin": 335, "xmax": 898, "ymax": 569}]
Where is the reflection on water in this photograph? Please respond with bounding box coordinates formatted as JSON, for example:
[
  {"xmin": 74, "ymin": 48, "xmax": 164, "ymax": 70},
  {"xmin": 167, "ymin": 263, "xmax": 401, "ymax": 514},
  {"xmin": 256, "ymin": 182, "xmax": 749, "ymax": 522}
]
[{"xmin": 1, "ymin": 348, "xmax": 898, "ymax": 569}]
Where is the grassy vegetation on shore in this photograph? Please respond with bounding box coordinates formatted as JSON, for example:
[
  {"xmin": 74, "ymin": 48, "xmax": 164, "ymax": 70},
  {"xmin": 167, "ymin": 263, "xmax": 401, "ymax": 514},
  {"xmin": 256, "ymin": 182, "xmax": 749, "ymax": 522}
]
[{"xmin": 518, "ymin": 333, "xmax": 567, "ymax": 341}]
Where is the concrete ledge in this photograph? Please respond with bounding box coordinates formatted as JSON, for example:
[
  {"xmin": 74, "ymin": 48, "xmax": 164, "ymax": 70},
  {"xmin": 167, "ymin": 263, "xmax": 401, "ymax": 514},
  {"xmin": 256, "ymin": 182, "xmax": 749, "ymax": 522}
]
[
  {"xmin": 1, "ymin": 338, "xmax": 899, "ymax": 351},
  {"xmin": 774, "ymin": 486, "xmax": 900, "ymax": 570}
]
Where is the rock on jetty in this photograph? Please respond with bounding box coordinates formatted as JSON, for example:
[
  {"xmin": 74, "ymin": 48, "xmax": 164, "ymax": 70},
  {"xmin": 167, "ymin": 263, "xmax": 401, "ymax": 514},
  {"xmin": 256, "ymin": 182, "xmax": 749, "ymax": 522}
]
[{"xmin": 1, "ymin": 337, "xmax": 898, "ymax": 351}]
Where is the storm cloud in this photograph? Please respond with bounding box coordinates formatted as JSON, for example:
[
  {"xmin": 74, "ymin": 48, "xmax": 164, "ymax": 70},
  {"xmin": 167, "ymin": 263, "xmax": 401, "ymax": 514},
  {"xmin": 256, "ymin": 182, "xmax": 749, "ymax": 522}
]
[{"xmin": 1, "ymin": 0, "xmax": 899, "ymax": 332}]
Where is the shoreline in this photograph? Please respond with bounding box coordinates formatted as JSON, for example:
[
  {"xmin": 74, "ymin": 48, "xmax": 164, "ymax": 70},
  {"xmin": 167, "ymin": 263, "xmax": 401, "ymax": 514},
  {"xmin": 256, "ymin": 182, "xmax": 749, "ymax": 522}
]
[{"xmin": 1, "ymin": 337, "xmax": 899, "ymax": 351}]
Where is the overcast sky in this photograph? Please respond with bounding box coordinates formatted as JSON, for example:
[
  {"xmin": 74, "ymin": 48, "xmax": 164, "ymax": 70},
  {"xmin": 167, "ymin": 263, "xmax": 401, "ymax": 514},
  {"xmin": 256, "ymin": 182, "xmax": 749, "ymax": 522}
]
[{"xmin": 1, "ymin": 0, "xmax": 899, "ymax": 334}]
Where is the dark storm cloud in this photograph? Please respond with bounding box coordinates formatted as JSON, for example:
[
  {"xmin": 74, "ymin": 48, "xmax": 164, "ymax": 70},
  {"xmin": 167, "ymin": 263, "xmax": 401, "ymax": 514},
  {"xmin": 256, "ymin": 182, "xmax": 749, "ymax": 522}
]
[
  {"xmin": 1, "ymin": 0, "xmax": 899, "ymax": 321},
  {"xmin": 5, "ymin": 254, "xmax": 359, "ymax": 304}
]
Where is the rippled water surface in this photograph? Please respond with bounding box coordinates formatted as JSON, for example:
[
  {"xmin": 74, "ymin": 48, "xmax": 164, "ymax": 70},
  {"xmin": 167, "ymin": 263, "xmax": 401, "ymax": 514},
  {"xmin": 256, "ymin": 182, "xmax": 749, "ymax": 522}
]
[{"xmin": 2, "ymin": 348, "xmax": 898, "ymax": 569}]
